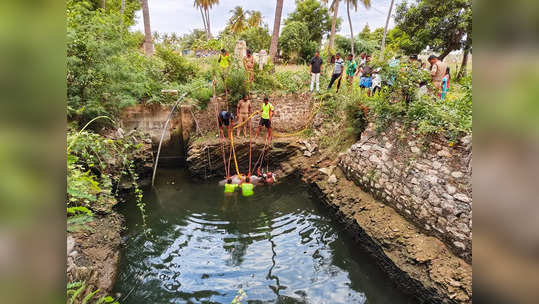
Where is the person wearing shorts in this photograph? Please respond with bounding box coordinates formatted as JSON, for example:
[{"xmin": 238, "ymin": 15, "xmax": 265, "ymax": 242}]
[
  {"xmin": 218, "ymin": 110, "xmax": 234, "ymax": 138},
  {"xmin": 255, "ymin": 97, "xmax": 274, "ymax": 141},
  {"xmin": 359, "ymin": 56, "xmax": 373, "ymax": 93},
  {"xmin": 236, "ymin": 95, "xmax": 251, "ymax": 137}
]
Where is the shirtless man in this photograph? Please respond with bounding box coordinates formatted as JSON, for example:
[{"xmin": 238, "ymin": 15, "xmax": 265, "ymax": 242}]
[
  {"xmin": 236, "ymin": 95, "xmax": 251, "ymax": 137},
  {"xmin": 243, "ymin": 49, "xmax": 255, "ymax": 84}
]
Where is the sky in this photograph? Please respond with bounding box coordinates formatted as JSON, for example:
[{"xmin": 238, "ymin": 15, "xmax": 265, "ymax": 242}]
[{"xmin": 132, "ymin": 0, "xmax": 403, "ymax": 38}]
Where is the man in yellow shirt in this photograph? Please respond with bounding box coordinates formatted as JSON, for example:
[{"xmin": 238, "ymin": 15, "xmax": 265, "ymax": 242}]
[{"xmin": 255, "ymin": 97, "xmax": 274, "ymax": 141}]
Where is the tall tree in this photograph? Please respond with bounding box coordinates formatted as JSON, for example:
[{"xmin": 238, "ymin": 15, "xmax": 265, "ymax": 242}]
[
  {"xmin": 323, "ymin": 0, "xmax": 341, "ymax": 55},
  {"xmin": 121, "ymin": 0, "xmax": 125, "ymax": 15},
  {"xmin": 395, "ymin": 0, "xmax": 472, "ymax": 60},
  {"xmin": 194, "ymin": 0, "xmax": 219, "ymax": 40},
  {"xmin": 228, "ymin": 6, "xmax": 248, "ymax": 34},
  {"xmin": 101, "ymin": 0, "xmax": 106, "ymax": 9},
  {"xmin": 345, "ymin": 0, "xmax": 371, "ymax": 58},
  {"xmin": 269, "ymin": 0, "xmax": 284, "ymax": 61},
  {"xmin": 247, "ymin": 11, "xmax": 263, "ymax": 28},
  {"xmin": 380, "ymin": 0, "xmax": 395, "ymax": 59},
  {"xmin": 286, "ymin": 0, "xmax": 333, "ymax": 44},
  {"xmin": 141, "ymin": 0, "xmax": 154, "ymax": 56}
]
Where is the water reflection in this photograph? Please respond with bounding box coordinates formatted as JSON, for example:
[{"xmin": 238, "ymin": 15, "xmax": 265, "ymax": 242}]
[{"xmin": 114, "ymin": 169, "xmax": 413, "ymax": 304}]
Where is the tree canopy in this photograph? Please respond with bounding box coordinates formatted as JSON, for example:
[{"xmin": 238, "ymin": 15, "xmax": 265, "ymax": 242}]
[
  {"xmin": 285, "ymin": 0, "xmax": 336, "ymax": 43},
  {"xmin": 395, "ymin": 0, "xmax": 472, "ymax": 58}
]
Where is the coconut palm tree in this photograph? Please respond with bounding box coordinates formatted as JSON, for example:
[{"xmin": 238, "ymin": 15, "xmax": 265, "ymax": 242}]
[
  {"xmin": 269, "ymin": 0, "xmax": 284, "ymax": 61},
  {"xmin": 248, "ymin": 11, "xmax": 262, "ymax": 28},
  {"xmin": 194, "ymin": 0, "xmax": 219, "ymax": 40},
  {"xmin": 346, "ymin": 0, "xmax": 371, "ymax": 58},
  {"xmin": 228, "ymin": 6, "xmax": 248, "ymax": 34},
  {"xmin": 380, "ymin": 0, "xmax": 395, "ymax": 59},
  {"xmin": 121, "ymin": 0, "xmax": 125, "ymax": 15},
  {"xmin": 323, "ymin": 0, "xmax": 340, "ymax": 56},
  {"xmin": 248, "ymin": 10, "xmax": 263, "ymax": 28},
  {"xmin": 141, "ymin": 0, "xmax": 154, "ymax": 56}
]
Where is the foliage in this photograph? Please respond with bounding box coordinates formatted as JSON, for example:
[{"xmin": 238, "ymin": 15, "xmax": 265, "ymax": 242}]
[
  {"xmin": 155, "ymin": 45, "xmax": 197, "ymax": 83},
  {"xmin": 394, "ymin": 0, "xmax": 472, "ymax": 58},
  {"xmin": 334, "ymin": 35, "xmax": 377, "ymax": 56},
  {"xmin": 274, "ymin": 70, "xmax": 309, "ymax": 93},
  {"xmin": 227, "ymin": 6, "xmax": 249, "ymax": 34},
  {"xmin": 67, "ymin": 0, "xmax": 168, "ymax": 126},
  {"xmin": 231, "ymin": 289, "xmax": 247, "ymax": 304},
  {"xmin": 180, "ymin": 28, "xmax": 206, "ymax": 50},
  {"xmin": 239, "ymin": 26, "xmax": 271, "ymax": 52},
  {"xmin": 178, "ymin": 77, "xmax": 214, "ymax": 109},
  {"xmin": 67, "ymin": 281, "xmax": 119, "ymax": 304},
  {"xmin": 67, "ymin": 128, "xmax": 148, "ymax": 231},
  {"xmin": 225, "ymin": 66, "xmax": 249, "ymax": 107},
  {"xmin": 285, "ymin": 0, "xmax": 336, "ymax": 43},
  {"xmin": 279, "ymin": 21, "xmax": 318, "ymax": 63}
]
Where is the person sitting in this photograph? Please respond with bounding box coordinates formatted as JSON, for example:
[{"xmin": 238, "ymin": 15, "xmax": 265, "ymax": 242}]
[
  {"xmin": 218, "ymin": 110, "xmax": 235, "ymax": 138},
  {"xmin": 240, "ymin": 176, "xmax": 254, "ymax": 197},
  {"xmin": 224, "ymin": 178, "xmax": 238, "ymax": 194}
]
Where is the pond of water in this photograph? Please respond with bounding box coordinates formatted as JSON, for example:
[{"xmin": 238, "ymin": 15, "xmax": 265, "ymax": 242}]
[{"xmin": 114, "ymin": 169, "xmax": 414, "ymax": 304}]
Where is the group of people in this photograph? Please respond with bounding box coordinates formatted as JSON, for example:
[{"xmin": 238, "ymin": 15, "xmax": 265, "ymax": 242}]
[
  {"xmin": 309, "ymin": 51, "xmax": 451, "ymax": 99},
  {"xmin": 218, "ymin": 48, "xmax": 256, "ymax": 85},
  {"xmin": 217, "ymin": 94, "xmax": 276, "ymax": 196},
  {"xmin": 309, "ymin": 52, "xmax": 381, "ymax": 96}
]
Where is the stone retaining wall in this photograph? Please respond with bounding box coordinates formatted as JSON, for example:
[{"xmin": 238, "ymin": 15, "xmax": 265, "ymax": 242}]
[{"xmin": 339, "ymin": 122, "xmax": 472, "ymax": 262}]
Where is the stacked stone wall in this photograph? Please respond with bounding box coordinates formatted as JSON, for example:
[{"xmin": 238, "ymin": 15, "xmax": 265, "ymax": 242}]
[{"xmin": 339, "ymin": 122, "xmax": 472, "ymax": 262}]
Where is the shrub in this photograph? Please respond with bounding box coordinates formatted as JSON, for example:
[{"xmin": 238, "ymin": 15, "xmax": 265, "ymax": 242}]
[
  {"xmin": 225, "ymin": 67, "xmax": 248, "ymax": 108},
  {"xmin": 156, "ymin": 46, "xmax": 197, "ymax": 83}
]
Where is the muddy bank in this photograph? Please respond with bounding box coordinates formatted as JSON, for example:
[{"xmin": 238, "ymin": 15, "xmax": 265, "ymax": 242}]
[
  {"xmin": 187, "ymin": 138, "xmax": 472, "ymax": 303},
  {"xmin": 67, "ymin": 132, "xmax": 154, "ymax": 298}
]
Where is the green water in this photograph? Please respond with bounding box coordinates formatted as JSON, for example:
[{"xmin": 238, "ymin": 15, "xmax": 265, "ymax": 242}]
[{"xmin": 114, "ymin": 169, "xmax": 414, "ymax": 304}]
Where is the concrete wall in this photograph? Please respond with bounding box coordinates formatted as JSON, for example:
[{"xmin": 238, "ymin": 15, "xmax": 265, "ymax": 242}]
[
  {"xmin": 120, "ymin": 104, "xmax": 185, "ymax": 165},
  {"xmin": 194, "ymin": 93, "xmax": 315, "ymax": 134},
  {"xmin": 339, "ymin": 122, "xmax": 472, "ymax": 262}
]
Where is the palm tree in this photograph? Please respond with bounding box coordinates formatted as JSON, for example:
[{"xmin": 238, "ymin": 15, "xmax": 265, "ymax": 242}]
[
  {"xmin": 248, "ymin": 10, "xmax": 262, "ymax": 28},
  {"xmin": 269, "ymin": 0, "xmax": 284, "ymax": 61},
  {"xmin": 141, "ymin": 0, "xmax": 154, "ymax": 56},
  {"xmin": 323, "ymin": 0, "xmax": 340, "ymax": 56},
  {"xmin": 194, "ymin": 0, "xmax": 219, "ymax": 40},
  {"xmin": 228, "ymin": 6, "xmax": 248, "ymax": 34},
  {"xmin": 380, "ymin": 0, "xmax": 395, "ymax": 59},
  {"xmin": 121, "ymin": 0, "xmax": 125, "ymax": 15},
  {"xmin": 346, "ymin": 0, "xmax": 371, "ymax": 58}
]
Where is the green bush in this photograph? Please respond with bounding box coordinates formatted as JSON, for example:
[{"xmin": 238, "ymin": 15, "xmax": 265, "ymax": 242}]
[
  {"xmin": 225, "ymin": 67, "xmax": 248, "ymax": 108},
  {"xmin": 156, "ymin": 46, "xmax": 197, "ymax": 83}
]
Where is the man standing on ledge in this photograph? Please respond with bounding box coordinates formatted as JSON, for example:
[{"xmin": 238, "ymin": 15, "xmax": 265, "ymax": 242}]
[
  {"xmin": 236, "ymin": 95, "xmax": 251, "ymax": 138},
  {"xmin": 255, "ymin": 97, "xmax": 274, "ymax": 141}
]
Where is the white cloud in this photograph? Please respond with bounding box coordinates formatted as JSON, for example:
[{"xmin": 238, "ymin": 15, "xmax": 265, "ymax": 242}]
[{"xmin": 133, "ymin": 0, "xmax": 401, "ymax": 36}]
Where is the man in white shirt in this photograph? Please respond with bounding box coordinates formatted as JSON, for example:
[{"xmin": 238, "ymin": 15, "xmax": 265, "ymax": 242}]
[{"xmin": 327, "ymin": 53, "xmax": 345, "ymax": 93}]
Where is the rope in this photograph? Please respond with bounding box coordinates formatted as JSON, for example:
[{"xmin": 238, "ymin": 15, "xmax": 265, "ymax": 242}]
[
  {"xmin": 248, "ymin": 113, "xmax": 253, "ymax": 176},
  {"xmin": 229, "ymin": 125, "xmax": 241, "ymax": 177},
  {"xmin": 232, "ymin": 111, "xmax": 260, "ymax": 129},
  {"xmin": 212, "ymin": 76, "xmax": 230, "ymax": 178}
]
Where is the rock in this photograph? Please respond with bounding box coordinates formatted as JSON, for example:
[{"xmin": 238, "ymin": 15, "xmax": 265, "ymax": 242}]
[
  {"xmin": 451, "ymin": 171, "xmax": 464, "ymax": 178},
  {"xmin": 454, "ymin": 193, "xmax": 471, "ymax": 203},
  {"xmin": 437, "ymin": 150, "xmax": 451, "ymax": 157},
  {"xmin": 328, "ymin": 174, "xmax": 337, "ymax": 184},
  {"xmin": 432, "ymin": 160, "xmax": 442, "ymax": 169},
  {"xmin": 410, "ymin": 146, "xmax": 421, "ymax": 154},
  {"xmin": 453, "ymin": 241, "xmax": 466, "ymax": 250},
  {"xmin": 318, "ymin": 167, "xmax": 334, "ymax": 176},
  {"xmin": 425, "ymin": 174, "xmax": 438, "ymax": 184},
  {"xmin": 303, "ymin": 151, "xmax": 312, "ymax": 157},
  {"xmin": 446, "ymin": 184, "xmax": 457, "ymax": 194}
]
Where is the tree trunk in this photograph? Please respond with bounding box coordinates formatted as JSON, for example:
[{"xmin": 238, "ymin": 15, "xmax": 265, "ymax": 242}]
[
  {"xmin": 205, "ymin": 8, "xmax": 212, "ymax": 39},
  {"xmin": 121, "ymin": 0, "xmax": 125, "ymax": 15},
  {"xmin": 328, "ymin": 0, "xmax": 339, "ymax": 55},
  {"xmin": 101, "ymin": 0, "xmax": 105, "ymax": 9},
  {"xmin": 200, "ymin": 7, "xmax": 209, "ymax": 40},
  {"xmin": 269, "ymin": 0, "xmax": 284, "ymax": 62},
  {"xmin": 380, "ymin": 0, "xmax": 395, "ymax": 60},
  {"xmin": 457, "ymin": 46, "xmax": 470, "ymax": 80},
  {"xmin": 347, "ymin": 1, "xmax": 354, "ymax": 58},
  {"xmin": 141, "ymin": 0, "xmax": 154, "ymax": 56}
]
